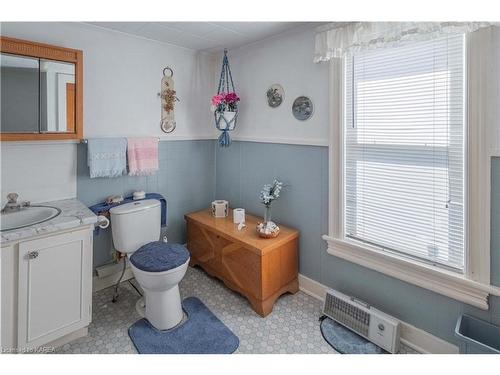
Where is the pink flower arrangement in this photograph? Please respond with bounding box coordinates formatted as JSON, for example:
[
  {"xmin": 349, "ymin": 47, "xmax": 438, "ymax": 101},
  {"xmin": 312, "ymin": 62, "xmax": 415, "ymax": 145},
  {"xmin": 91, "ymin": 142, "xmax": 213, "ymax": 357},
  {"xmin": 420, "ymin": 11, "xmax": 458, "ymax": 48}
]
[
  {"xmin": 211, "ymin": 92, "xmax": 240, "ymax": 112},
  {"xmin": 224, "ymin": 92, "xmax": 240, "ymax": 104},
  {"xmin": 211, "ymin": 94, "xmax": 225, "ymax": 107}
]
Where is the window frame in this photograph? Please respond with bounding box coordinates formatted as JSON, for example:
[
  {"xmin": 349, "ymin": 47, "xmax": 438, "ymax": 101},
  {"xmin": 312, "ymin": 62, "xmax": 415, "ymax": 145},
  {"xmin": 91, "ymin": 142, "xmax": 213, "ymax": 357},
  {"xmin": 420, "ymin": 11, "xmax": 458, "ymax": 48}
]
[
  {"xmin": 323, "ymin": 32, "xmax": 500, "ymax": 310},
  {"xmin": 343, "ymin": 40, "xmax": 466, "ymax": 273}
]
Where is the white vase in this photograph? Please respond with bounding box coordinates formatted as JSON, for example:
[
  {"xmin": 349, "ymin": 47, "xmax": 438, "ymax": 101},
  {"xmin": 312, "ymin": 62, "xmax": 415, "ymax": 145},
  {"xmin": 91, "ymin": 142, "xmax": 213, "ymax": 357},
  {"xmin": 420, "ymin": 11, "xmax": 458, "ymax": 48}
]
[{"xmin": 217, "ymin": 111, "xmax": 237, "ymax": 130}]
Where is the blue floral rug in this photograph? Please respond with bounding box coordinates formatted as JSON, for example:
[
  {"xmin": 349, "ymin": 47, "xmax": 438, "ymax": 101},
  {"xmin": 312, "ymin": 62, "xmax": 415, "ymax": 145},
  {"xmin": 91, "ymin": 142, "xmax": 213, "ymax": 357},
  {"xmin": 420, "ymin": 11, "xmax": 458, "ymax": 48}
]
[{"xmin": 128, "ymin": 297, "xmax": 239, "ymax": 354}]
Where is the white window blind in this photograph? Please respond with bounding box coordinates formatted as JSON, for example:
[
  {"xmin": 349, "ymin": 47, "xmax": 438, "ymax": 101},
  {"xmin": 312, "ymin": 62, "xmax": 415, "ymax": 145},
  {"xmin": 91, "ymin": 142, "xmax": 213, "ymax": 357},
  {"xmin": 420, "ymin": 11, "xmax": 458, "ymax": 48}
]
[{"xmin": 344, "ymin": 34, "xmax": 466, "ymax": 271}]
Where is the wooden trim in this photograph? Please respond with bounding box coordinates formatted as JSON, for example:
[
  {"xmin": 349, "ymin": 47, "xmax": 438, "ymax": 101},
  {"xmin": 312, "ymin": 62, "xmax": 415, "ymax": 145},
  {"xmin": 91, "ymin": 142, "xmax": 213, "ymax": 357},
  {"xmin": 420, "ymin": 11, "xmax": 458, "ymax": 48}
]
[
  {"xmin": 326, "ymin": 36, "xmax": 494, "ymax": 305},
  {"xmin": 0, "ymin": 36, "xmax": 83, "ymax": 141},
  {"xmin": 466, "ymin": 30, "xmax": 492, "ymax": 284},
  {"xmin": 75, "ymin": 49, "xmax": 83, "ymax": 140},
  {"xmin": 323, "ymin": 235, "xmax": 500, "ymax": 310},
  {"xmin": 0, "ymin": 36, "xmax": 79, "ymax": 62},
  {"xmin": 230, "ymin": 135, "xmax": 330, "ymax": 147},
  {"xmin": 66, "ymin": 83, "xmax": 75, "ymax": 132}
]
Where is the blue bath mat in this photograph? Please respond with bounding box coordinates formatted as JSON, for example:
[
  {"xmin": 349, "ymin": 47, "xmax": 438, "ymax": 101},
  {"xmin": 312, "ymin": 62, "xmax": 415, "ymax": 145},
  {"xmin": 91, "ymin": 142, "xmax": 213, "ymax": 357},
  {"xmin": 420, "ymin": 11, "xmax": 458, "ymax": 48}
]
[
  {"xmin": 320, "ymin": 316, "xmax": 387, "ymax": 354},
  {"xmin": 128, "ymin": 297, "xmax": 239, "ymax": 354}
]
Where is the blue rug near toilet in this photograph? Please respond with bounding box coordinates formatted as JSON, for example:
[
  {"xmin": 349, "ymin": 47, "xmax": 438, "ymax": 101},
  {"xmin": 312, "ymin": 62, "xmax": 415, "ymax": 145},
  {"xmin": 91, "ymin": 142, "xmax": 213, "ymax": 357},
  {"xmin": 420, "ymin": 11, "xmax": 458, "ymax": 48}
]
[
  {"xmin": 128, "ymin": 297, "xmax": 239, "ymax": 354},
  {"xmin": 320, "ymin": 316, "xmax": 387, "ymax": 354}
]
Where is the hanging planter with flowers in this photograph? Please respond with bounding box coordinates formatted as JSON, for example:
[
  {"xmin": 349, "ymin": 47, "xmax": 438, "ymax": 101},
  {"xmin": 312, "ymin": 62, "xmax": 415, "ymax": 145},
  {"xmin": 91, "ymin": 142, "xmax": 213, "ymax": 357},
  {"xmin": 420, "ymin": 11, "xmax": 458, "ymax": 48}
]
[{"xmin": 211, "ymin": 49, "xmax": 239, "ymax": 147}]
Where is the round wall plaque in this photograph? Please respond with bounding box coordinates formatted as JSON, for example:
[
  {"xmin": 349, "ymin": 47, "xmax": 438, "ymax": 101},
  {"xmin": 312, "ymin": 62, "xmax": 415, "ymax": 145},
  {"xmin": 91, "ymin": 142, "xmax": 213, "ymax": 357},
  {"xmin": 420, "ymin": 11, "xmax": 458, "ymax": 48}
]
[
  {"xmin": 292, "ymin": 96, "xmax": 314, "ymax": 121},
  {"xmin": 266, "ymin": 84, "xmax": 285, "ymax": 108}
]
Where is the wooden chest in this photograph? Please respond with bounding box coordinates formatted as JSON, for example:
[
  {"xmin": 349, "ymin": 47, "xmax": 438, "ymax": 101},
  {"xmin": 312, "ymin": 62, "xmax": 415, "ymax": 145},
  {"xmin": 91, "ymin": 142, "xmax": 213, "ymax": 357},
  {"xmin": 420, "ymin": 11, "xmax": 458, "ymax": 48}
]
[{"xmin": 185, "ymin": 209, "xmax": 299, "ymax": 317}]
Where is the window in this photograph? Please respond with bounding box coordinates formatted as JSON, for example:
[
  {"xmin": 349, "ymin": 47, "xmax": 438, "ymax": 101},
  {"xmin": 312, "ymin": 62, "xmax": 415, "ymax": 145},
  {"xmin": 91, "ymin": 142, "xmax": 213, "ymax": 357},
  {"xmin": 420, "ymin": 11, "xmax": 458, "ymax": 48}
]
[
  {"xmin": 344, "ymin": 35, "xmax": 465, "ymax": 272},
  {"xmin": 323, "ymin": 29, "xmax": 499, "ymax": 309}
]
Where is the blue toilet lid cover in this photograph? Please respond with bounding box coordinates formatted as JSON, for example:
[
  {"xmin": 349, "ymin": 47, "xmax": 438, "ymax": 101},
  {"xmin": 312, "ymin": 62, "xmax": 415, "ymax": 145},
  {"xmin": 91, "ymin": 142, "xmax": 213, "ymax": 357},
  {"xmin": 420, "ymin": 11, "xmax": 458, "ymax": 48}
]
[{"xmin": 130, "ymin": 241, "xmax": 190, "ymax": 272}]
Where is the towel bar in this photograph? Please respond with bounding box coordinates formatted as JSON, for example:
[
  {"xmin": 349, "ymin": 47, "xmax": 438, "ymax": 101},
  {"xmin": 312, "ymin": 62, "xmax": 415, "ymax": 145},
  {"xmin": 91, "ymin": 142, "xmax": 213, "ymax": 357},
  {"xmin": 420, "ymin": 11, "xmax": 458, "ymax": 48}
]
[{"xmin": 80, "ymin": 138, "xmax": 160, "ymax": 144}]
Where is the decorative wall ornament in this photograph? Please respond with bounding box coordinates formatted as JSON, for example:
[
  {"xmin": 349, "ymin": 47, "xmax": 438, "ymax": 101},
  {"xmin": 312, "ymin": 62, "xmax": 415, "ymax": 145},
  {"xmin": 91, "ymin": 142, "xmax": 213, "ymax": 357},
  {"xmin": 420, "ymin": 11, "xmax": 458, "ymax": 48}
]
[
  {"xmin": 292, "ymin": 96, "xmax": 314, "ymax": 121},
  {"xmin": 266, "ymin": 84, "xmax": 284, "ymax": 108},
  {"xmin": 212, "ymin": 49, "xmax": 239, "ymax": 147},
  {"xmin": 257, "ymin": 178, "xmax": 283, "ymax": 238},
  {"xmin": 159, "ymin": 67, "xmax": 179, "ymax": 133}
]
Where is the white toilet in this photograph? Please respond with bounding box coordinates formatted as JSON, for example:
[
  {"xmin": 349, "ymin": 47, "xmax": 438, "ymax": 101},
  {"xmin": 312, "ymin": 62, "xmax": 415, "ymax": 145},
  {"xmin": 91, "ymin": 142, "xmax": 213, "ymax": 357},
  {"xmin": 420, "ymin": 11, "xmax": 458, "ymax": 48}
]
[{"xmin": 110, "ymin": 199, "xmax": 190, "ymax": 330}]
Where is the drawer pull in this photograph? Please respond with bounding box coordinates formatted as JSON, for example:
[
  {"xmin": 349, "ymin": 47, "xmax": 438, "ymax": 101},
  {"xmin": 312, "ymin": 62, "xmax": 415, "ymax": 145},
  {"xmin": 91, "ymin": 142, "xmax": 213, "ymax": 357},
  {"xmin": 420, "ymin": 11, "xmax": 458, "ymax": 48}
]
[{"xmin": 28, "ymin": 251, "xmax": 39, "ymax": 259}]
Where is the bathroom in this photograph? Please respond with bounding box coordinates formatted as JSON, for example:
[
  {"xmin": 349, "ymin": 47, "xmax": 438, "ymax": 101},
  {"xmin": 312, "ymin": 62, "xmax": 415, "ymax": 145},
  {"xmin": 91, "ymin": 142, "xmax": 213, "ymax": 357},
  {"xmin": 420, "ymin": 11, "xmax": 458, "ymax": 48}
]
[{"xmin": 1, "ymin": 0, "xmax": 500, "ymax": 372}]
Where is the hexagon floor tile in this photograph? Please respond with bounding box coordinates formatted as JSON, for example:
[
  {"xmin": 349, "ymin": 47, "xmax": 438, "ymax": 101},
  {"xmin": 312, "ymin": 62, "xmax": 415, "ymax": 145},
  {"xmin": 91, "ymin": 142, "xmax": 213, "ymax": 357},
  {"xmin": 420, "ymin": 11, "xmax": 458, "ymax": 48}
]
[{"xmin": 56, "ymin": 266, "xmax": 335, "ymax": 354}]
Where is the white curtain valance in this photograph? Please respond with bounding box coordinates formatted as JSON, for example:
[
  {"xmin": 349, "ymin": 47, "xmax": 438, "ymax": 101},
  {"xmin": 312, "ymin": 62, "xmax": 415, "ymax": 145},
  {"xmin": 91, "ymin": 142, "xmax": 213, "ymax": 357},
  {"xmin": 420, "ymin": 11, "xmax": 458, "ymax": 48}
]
[{"xmin": 314, "ymin": 22, "xmax": 494, "ymax": 62}]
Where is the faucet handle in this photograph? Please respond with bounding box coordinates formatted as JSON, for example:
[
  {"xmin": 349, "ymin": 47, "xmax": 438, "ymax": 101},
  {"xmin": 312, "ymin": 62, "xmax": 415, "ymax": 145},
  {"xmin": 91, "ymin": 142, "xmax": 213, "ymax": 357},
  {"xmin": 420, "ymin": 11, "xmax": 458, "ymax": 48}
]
[{"xmin": 6, "ymin": 193, "xmax": 18, "ymax": 203}]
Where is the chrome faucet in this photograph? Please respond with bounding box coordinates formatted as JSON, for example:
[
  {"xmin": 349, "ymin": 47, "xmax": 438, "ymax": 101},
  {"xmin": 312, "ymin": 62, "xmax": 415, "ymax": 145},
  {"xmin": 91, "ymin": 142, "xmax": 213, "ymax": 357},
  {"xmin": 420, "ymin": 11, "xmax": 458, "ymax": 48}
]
[{"xmin": 1, "ymin": 193, "xmax": 30, "ymax": 213}]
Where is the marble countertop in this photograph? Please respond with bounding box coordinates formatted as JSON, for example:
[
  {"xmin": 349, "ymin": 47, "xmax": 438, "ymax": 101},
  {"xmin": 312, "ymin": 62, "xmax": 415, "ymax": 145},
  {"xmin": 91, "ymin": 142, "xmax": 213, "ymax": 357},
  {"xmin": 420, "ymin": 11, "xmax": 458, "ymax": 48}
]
[{"xmin": 1, "ymin": 198, "xmax": 97, "ymax": 244}]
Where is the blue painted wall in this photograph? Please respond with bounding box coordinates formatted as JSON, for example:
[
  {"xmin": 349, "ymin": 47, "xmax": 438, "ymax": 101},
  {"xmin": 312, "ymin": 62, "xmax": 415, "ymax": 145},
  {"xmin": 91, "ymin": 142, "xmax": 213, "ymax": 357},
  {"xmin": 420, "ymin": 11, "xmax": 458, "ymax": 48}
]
[
  {"xmin": 215, "ymin": 141, "xmax": 329, "ymax": 278},
  {"xmin": 215, "ymin": 141, "xmax": 500, "ymax": 346},
  {"xmin": 78, "ymin": 137, "xmax": 499, "ymax": 346},
  {"xmin": 77, "ymin": 140, "xmax": 216, "ymax": 267}
]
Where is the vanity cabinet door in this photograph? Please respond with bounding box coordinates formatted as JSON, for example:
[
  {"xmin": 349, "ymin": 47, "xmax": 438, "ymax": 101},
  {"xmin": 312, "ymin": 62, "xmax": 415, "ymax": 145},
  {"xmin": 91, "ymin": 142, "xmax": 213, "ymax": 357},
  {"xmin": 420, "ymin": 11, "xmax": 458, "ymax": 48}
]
[{"xmin": 17, "ymin": 228, "xmax": 92, "ymax": 349}]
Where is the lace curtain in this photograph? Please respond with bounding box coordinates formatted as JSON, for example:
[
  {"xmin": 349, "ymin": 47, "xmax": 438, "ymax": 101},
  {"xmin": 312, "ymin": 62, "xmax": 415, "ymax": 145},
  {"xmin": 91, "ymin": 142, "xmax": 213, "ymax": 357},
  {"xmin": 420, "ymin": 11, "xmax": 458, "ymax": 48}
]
[{"xmin": 314, "ymin": 22, "xmax": 494, "ymax": 62}]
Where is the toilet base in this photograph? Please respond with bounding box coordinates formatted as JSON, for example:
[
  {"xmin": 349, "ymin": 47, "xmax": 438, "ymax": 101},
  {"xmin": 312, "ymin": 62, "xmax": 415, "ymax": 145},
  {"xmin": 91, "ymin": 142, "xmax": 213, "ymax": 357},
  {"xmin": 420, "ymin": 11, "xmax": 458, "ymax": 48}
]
[
  {"xmin": 136, "ymin": 296, "xmax": 187, "ymax": 330},
  {"xmin": 143, "ymin": 285, "xmax": 184, "ymax": 330}
]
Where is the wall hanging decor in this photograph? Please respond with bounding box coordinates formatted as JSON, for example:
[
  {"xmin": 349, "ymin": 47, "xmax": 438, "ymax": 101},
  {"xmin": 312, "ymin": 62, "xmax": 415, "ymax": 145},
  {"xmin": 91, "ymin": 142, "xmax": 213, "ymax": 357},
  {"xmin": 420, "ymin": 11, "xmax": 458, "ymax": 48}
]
[
  {"xmin": 159, "ymin": 67, "xmax": 179, "ymax": 133},
  {"xmin": 212, "ymin": 49, "xmax": 239, "ymax": 147},
  {"xmin": 292, "ymin": 96, "xmax": 314, "ymax": 121},
  {"xmin": 266, "ymin": 84, "xmax": 284, "ymax": 108}
]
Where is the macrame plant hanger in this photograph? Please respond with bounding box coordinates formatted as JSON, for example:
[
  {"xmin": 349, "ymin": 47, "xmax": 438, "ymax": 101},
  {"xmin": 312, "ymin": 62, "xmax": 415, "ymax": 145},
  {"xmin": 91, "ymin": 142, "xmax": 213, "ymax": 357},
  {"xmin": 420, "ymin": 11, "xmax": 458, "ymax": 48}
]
[{"xmin": 215, "ymin": 49, "xmax": 238, "ymax": 147}]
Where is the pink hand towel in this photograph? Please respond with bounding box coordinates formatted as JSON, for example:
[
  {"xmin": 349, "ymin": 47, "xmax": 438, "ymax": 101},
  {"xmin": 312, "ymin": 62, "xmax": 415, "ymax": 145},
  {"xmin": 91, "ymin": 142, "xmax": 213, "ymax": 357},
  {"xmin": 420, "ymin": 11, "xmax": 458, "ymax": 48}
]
[{"xmin": 127, "ymin": 137, "xmax": 159, "ymax": 176}]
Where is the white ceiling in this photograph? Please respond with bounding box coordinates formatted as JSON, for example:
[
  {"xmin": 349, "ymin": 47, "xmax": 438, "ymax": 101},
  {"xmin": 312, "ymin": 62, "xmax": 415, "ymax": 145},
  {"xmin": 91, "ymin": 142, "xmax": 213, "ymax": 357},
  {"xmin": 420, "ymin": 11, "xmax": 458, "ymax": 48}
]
[{"xmin": 85, "ymin": 22, "xmax": 320, "ymax": 52}]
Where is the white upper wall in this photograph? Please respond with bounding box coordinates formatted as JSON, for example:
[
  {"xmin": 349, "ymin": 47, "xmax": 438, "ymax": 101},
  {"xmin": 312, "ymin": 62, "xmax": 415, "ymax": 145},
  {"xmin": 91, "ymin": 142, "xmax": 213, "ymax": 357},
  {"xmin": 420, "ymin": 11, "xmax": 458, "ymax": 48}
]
[
  {"xmin": 0, "ymin": 22, "xmax": 326, "ymax": 205},
  {"xmin": 0, "ymin": 22, "xmax": 217, "ymax": 205},
  {"xmin": 227, "ymin": 26, "xmax": 329, "ymax": 146},
  {"xmin": 0, "ymin": 22, "xmax": 217, "ymax": 140},
  {"xmin": 1, "ymin": 142, "xmax": 77, "ymax": 205}
]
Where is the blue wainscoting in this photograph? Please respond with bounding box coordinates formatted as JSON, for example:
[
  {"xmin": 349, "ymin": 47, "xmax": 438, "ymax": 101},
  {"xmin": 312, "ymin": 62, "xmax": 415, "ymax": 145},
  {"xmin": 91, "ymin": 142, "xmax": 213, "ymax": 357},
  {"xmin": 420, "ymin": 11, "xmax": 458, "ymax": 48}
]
[
  {"xmin": 215, "ymin": 141, "xmax": 329, "ymax": 278},
  {"xmin": 77, "ymin": 140, "xmax": 216, "ymax": 268},
  {"xmin": 78, "ymin": 137, "xmax": 499, "ymax": 346},
  {"xmin": 215, "ymin": 141, "xmax": 500, "ymax": 346}
]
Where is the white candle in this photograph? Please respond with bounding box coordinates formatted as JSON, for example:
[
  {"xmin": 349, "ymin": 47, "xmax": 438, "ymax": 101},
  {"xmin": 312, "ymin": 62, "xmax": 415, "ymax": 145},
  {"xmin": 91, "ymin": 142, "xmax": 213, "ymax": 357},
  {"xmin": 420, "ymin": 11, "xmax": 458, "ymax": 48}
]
[{"xmin": 233, "ymin": 208, "xmax": 245, "ymax": 224}]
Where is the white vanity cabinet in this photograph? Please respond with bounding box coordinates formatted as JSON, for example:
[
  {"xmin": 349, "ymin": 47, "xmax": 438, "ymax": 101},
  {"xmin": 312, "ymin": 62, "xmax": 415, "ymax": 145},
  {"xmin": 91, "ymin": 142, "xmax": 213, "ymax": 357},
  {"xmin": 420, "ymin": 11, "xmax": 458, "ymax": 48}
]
[{"xmin": 1, "ymin": 225, "xmax": 93, "ymax": 352}]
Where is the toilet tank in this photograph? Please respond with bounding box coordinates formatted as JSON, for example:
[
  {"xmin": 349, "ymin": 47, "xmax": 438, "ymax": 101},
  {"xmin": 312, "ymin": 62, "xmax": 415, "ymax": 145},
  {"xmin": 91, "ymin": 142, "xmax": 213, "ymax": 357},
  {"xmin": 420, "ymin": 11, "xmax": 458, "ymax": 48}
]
[{"xmin": 110, "ymin": 199, "xmax": 161, "ymax": 254}]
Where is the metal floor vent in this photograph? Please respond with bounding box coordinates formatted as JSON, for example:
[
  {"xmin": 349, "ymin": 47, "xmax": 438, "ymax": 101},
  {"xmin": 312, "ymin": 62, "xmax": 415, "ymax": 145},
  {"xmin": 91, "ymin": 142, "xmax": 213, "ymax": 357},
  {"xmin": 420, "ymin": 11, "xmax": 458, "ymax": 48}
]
[
  {"xmin": 324, "ymin": 292, "xmax": 370, "ymax": 337},
  {"xmin": 323, "ymin": 289, "xmax": 401, "ymax": 353}
]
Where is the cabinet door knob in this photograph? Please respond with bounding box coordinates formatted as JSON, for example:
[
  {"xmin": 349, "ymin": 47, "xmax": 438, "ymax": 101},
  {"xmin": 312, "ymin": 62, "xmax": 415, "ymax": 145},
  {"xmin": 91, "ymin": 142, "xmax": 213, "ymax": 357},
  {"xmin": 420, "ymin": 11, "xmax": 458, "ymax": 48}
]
[{"xmin": 28, "ymin": 251, "xmax": 39, "ymax": 259}]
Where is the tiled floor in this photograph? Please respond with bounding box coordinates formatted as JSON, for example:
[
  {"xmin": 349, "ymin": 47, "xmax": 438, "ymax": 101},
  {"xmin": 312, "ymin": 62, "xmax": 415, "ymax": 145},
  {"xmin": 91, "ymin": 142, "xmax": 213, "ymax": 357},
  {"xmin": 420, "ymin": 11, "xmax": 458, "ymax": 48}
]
[{"xmin": 57, "ymin": 266, "xmax": 335, "ymax": 354}]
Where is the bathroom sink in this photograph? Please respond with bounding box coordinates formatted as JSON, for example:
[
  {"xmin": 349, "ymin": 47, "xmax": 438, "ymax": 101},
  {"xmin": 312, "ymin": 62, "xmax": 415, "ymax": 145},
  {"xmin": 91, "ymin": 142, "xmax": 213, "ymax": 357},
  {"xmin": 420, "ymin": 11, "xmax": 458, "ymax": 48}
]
[{"xmin": 0, "ymin": 205, "xmax": 61, "ymax": 232}]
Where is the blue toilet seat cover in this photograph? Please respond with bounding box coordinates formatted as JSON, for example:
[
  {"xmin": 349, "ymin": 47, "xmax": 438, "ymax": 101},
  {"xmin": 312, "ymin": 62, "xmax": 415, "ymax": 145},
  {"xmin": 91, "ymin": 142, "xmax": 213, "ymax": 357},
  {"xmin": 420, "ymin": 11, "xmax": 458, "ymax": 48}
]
[{"xmin": 130, "ymin": 241, "xmax": 190, "ymax": 272}]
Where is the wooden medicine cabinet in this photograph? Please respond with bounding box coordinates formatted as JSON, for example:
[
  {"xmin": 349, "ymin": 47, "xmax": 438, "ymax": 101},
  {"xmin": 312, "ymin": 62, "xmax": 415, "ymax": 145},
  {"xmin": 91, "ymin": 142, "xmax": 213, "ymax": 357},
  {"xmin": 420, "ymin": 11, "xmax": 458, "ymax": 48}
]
[{"xmin": 0, "ymin": 36, "xmax": 83, "ymax": 141}]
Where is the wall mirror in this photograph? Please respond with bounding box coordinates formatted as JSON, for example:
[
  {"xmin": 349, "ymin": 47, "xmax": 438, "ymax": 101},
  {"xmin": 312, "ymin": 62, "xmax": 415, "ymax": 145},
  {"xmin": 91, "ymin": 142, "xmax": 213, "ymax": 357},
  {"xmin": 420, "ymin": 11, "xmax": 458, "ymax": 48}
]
[{"xmin": 0, "ymin": 36, "xmax": 83, "ymax": 141}]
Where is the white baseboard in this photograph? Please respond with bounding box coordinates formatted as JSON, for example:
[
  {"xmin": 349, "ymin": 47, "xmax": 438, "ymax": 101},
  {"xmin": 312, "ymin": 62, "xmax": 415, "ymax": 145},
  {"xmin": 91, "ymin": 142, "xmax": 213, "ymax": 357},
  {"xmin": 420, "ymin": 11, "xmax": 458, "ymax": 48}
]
[
  {"xmin": 398, "ymin": 324, "xmax": 459, "ymax": 354},
  {"xmin": 93, "ymin": 266, "xmax": 135, "ymax": 292},
  {"xmin": 298, "ymin": 273, "xmax": 328, "ymax": 301},
  {"xmin": 298, "ymin": 273, "xmax": 459, "ymax": 354}
]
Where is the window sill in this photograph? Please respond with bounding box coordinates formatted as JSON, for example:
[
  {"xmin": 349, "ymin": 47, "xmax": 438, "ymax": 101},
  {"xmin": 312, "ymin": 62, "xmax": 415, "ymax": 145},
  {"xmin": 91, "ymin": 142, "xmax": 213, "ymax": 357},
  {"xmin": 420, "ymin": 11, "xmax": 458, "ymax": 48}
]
[{"xmin": 322, "ymin": 235, "xmax": 500, "ymax": 310}]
